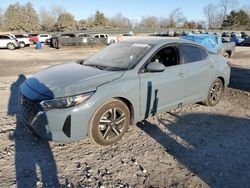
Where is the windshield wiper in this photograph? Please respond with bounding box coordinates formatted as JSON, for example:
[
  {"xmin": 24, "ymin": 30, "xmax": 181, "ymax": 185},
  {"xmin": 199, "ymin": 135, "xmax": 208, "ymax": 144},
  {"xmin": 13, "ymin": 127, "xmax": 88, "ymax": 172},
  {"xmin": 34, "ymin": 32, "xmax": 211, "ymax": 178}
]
[
  {"xmin": 84, "ymin": 64, "xmax": 107, "ymax": 70},
  {"xmin": 85, "ymin": 64, "xmax": 128, "ymax": 71}
]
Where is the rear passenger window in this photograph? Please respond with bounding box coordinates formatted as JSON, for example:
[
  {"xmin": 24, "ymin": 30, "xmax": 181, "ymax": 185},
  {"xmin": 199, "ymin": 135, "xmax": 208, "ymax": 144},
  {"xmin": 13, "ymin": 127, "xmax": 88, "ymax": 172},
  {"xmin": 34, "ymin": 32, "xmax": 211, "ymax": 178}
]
[{"xmin": 182, "ymin": 44, "xmax": 207, "ymax": 63}]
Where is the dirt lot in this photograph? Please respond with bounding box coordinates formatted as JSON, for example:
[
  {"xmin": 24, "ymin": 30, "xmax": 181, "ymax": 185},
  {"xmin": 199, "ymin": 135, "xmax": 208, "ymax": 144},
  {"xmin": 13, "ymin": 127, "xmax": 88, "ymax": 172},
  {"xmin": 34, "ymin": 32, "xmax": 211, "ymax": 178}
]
[{"xmin": 0, "ymin": 45, "xmax": 250, "ymax": 188}]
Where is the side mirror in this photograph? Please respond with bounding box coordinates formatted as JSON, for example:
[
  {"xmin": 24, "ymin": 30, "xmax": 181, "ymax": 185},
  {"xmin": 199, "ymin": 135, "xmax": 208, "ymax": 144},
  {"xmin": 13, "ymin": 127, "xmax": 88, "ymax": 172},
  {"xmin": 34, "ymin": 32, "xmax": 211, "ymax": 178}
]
[{"xmin": 146, "ymin": 61, "xmax": 165, "ymax": 72}]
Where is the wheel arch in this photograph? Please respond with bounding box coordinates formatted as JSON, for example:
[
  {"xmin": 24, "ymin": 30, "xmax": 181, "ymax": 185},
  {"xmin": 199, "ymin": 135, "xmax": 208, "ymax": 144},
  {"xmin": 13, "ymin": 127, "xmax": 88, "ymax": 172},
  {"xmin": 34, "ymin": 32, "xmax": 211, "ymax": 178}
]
[
  {"xmin": 7, "ymin": 42, "xmax": 14, "ymax": 47},
  {"xmin": 114, "ymin": 97, "xmax": 134, "ymax": 125},
  {"xmin": 217, "ymin": 76, "xmax": 225, "ymax": 89}
]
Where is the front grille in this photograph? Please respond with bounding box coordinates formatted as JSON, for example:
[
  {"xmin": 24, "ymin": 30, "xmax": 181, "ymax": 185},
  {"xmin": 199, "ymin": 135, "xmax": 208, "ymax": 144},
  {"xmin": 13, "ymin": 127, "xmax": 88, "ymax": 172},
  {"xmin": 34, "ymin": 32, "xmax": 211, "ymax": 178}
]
[{"xmin": 19, "ymin": 94, "xmax": 41, "ymax": 125}]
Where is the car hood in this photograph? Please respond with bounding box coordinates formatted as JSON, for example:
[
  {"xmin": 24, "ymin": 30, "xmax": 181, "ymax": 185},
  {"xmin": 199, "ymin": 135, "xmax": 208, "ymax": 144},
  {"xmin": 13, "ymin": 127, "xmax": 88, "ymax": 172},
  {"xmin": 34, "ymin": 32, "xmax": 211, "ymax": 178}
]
[{"xmin": 25, "ymin": 62, "xmax": 124, "ymax": 98}]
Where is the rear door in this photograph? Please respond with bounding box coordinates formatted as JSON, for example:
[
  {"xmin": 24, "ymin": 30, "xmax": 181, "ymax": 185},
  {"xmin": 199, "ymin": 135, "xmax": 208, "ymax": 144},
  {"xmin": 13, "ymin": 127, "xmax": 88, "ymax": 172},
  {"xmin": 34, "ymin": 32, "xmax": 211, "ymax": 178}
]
[
  {"xmin": 139, "ymin": 44, "xmax": 187, "ymax": 118},
  {"xmin": 0, "ymin": 35, "xmax": 9, "ymax": 47},
  {"xmin": 181, "ymin": 43, "xmax": 214, "ymax": 100}
]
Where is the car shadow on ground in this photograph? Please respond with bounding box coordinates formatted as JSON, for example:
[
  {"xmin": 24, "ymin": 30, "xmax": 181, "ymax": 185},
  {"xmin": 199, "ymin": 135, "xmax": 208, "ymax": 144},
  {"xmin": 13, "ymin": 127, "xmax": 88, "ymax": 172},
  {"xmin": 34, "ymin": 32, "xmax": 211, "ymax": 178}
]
[
  {"xmin": 229, "ymin": 66, "xmax": 250, "ymax": 92},
  {"xmin": 137, "ymin": 113, "xmax": 250, "ymax": 188},
  {"xmin": 7, "ymin": 75, "xmax": 60, "ymax": 187}
]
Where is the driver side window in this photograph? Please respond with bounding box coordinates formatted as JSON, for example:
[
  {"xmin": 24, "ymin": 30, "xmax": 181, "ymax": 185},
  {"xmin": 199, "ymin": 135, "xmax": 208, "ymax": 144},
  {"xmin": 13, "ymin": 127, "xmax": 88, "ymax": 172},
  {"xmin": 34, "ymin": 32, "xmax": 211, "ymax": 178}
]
[{"xmin": 151, "ymin": 46, "xmax": 180, "ymax": 67}]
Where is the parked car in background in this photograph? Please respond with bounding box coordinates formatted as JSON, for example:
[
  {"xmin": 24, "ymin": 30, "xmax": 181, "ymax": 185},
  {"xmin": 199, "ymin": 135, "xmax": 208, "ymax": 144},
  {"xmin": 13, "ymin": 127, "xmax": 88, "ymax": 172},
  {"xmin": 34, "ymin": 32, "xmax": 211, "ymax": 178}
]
[
  {"xmin": 221, "ymin": 32, "xmax": 231, "ymax": 42},
  {"xmin": 181, "ymin": 34, "xmax": 235, "ymax": 58},
  {"xmin": 230, "ymin": 36, "xmax": 245, "ymax": 46},
  {"xmin": 93, "ymin": 33, "xmax": 118, "ymax": 45},
  {"xmin": 241, "ymin": 37, "xmax": 250, "ymax": 46},
  {"xmin": 11, "ymin": 34, "xmax": 31, "ymax": 48},
  {"xmin": 123, "ymin": 31, "xmax": 134, "ymax": 36},
  {"xmin": 240, "ymin": 32, "xmax": 248, "ymax": 39},
  {"xmin": 50, "ymin": 33, "xmax": 116, "ymax": 48},
  {"xmin": 167, "ymin": 30, "xmax": 175, "ymax": 36},
  {"xmin": 19, "ymin": 37, "xmax": 230, "ymax": 145},
  {"xmin": 0, "ymin": 34, "xmax": 19, "ymax": 50},
  {"xmin": 37, "ymin": 34, "xmax": 51, "ymax": 43},
  {"xmin": 50, "ymin": 33, "xmax": 94, "ymax": 48},
  {"xmin": 29, "ymin": 33, "xmax": 51, "ymax": 43}
]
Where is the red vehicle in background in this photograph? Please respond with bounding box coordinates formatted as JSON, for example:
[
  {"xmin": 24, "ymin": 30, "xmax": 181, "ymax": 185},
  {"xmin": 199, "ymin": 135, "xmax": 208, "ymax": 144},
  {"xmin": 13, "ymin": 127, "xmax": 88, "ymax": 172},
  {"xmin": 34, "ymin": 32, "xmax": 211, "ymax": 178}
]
[
  {"xmin": 29, "ymin": 34, "xmax": 52, "ymax": 43},
  {"xmin": 29, "ymin": 33, "xmax": 39, "ymax": 43}
]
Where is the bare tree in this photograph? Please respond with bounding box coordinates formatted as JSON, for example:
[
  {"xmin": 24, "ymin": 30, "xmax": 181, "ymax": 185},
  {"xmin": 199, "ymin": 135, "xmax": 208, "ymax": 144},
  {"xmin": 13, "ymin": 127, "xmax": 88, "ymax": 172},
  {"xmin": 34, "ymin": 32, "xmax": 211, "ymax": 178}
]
[
  {"xmin": 168, "ymin": 8, "xmax": 186, "ymax": 28},
  {"xmin": 140, "ymin": 16, "xmax": 159, "ymax": 28},
  {"xmin": 218, "ymin": 0, "xmax": 239, "ymax": 20},
  {"xmin": 203, "ymin": 3, "xmax": 218, "ymax": 29},
  {"xmin": 40, "ymin": 5, "xmax": 66, "ymax": 32},
  {"xmin": 40, "ymin": 7, "xmax": 55, "ymax": 31},
  {"xmin": 51, "ymin": 5, "xmax": 66, "ymax": 22},
  {"xmin": 0, "ymin": 8, "xmax": 4, "ymax": 30},
  {"xmin": 158, "ymin": 17, "xmax": 169, "ymax": 28},
  {"xmin": 110, "ymin": 13, "xmax": 132, "ymax": 28},
  {"xmin": 242, "ymin": 5, "xmax": 250, "ymax": 17}
]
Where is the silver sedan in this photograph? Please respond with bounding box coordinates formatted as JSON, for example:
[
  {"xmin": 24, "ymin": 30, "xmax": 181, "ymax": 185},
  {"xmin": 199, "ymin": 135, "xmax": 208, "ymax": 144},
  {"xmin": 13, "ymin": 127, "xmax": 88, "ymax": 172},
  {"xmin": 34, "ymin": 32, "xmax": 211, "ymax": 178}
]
[{"xmin": 19, "ymin": 37, "xmax": 231, "ymax": 145}]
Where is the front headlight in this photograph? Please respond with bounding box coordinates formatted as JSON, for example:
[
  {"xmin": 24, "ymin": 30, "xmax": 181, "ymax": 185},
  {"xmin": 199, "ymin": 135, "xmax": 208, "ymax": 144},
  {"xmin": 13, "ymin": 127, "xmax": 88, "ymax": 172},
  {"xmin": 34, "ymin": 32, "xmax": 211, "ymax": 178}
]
[{"xmin": 40, "ymin": 92, "xmax": 94, "ymax": 110}]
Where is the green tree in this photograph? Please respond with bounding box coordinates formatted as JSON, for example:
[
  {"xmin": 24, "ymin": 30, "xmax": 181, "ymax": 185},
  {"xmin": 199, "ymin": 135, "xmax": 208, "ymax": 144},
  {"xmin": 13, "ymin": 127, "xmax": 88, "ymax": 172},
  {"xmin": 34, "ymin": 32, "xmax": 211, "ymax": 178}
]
[
  {"xmin": 4, "ymin": 2, "xmax": 40, "ymax": 32},
  {"xmin": 3, "ymin": 3, "xmax": 23, "ymax": 31},
  {"xmin": 55, "ymin": 12, "xmax": 76, "ymax": 31},
  {"xmin": 77, "ymin": 19, "xmax": 88, "ymax": 30},
  {"xmin": 93, "ymin": 10, "xmax": 108, "ymax": 27},
  {"xmin": 23, "ymin": 2, "xmax": 41, "ymax": 32},
  {"xmin": 222, "ymin": 10, "xmax": 250, "ymax": 30}
]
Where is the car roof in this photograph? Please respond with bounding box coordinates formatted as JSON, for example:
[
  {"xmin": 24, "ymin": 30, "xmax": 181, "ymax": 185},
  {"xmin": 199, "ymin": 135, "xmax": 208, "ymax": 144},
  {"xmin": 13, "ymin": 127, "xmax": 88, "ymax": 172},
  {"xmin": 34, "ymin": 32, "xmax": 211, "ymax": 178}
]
[{"xmin": 119, "ymin": 36, "xmax": 197, "ymax": 46}]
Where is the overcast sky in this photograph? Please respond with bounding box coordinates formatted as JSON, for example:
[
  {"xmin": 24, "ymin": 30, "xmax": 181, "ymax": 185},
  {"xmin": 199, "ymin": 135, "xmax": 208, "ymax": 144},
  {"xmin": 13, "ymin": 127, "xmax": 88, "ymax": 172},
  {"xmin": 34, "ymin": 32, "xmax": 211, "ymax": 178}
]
[{"xmin": 1, "ymin": 0, "xmax": 250, "ymax": 21}]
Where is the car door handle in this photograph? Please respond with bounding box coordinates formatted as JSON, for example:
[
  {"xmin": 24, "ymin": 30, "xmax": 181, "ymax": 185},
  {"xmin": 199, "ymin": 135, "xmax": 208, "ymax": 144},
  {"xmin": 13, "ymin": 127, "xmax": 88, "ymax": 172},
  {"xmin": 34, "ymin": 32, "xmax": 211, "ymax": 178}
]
[
  {"xmin": 177, "ymin": 73, "xmax": 184, "ymax": 77},
  {"xmin": 209, "ymin": 65, "xmax": 214, "ymax": 69}
]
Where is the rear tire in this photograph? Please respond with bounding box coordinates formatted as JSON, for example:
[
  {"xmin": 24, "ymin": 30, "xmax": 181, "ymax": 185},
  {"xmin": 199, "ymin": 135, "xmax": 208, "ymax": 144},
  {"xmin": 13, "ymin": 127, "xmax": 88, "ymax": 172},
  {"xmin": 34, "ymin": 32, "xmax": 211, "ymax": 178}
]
[
  {"xmin": 88, "ymin": 99, "xmax": 130, "ymax": 145},
  {"xmin": 204, "ymin": 78, "xmax": 224, "ymax": 106},
  {"xmin": 7, "ymin": 43, "xmax": 15, "ymax": 50},
  {"xmin": 19, "ymin": 42, "xmax": 25, "ymax": 48}
]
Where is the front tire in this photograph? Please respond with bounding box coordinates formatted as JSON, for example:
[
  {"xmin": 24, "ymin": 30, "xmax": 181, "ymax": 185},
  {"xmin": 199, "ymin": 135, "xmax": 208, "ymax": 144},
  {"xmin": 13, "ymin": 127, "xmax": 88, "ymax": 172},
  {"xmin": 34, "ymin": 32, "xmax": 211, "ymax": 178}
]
[
  {"xmin": 88, "ymin": 99, "xmax": 130, "ymax": 145},
  {"xmin": 204, "ymin": 78, "xmax": 224, "ymax": 106},
  {"xmin": 7, "ymin": 43, "xmax": 15, "ymax": 50}
]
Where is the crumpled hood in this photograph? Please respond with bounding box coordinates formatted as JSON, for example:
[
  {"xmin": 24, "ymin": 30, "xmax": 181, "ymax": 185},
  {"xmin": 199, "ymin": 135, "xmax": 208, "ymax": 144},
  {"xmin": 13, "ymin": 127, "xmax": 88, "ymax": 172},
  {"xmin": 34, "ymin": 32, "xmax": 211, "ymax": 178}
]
[{"xmin": 25, "ymin": 62, "xmax": 123, "ymax": 98}]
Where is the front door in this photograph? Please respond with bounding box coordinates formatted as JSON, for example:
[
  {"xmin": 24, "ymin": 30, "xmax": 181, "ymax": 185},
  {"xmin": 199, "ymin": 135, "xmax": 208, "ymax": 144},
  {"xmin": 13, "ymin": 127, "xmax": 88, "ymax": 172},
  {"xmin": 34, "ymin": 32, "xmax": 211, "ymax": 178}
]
[{"xmin": 139, "ymin": 45, "xmax": 187, "ymax": 118}]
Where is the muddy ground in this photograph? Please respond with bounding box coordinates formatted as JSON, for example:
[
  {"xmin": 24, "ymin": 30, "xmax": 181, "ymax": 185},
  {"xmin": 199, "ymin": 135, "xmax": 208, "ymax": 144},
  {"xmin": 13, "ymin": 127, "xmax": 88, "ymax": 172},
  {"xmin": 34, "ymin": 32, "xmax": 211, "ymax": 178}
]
[{"xmin": 0, "ymin": 45, "xmax": 249, "ymax": 188}]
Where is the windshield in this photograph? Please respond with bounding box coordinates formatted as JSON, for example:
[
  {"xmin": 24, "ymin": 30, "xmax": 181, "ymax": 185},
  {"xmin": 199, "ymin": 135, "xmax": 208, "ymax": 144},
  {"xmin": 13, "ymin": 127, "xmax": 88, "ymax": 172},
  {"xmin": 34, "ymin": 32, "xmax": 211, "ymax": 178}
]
[{"xmin": 84, "ymin": 42, "xmax": 153, "ymax": 71}]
